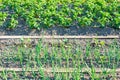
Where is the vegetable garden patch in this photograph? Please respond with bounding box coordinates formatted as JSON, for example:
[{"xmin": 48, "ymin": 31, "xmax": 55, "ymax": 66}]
[{"xmin": 0, "ymin": 0, "xmax": 120, "ymax": 30}]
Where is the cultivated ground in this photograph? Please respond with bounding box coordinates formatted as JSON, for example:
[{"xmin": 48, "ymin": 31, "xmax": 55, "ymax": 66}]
[{"xmin": 0, "ymin": 26, "xmax": 120, "ymax": 36}]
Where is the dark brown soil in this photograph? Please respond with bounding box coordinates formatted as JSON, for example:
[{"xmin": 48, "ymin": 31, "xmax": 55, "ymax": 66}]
[{"xmin": 0, "ymin": 26, "xmax": 120, "ymax": 36}]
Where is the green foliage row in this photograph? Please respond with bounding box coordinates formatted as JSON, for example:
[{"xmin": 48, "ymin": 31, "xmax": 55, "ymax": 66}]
[{"xmin": 0, "ymin": 0, "xmax": 120, "ymax": 29}]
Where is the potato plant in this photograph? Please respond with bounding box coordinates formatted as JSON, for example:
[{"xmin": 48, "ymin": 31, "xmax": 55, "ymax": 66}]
[
  {"xmin": 0, "ymin": 12, "xmax": 7, "ymax": 26},
  {"xmin": 0, "ymin": 0, "xmax": 120, "ymax": 29}
]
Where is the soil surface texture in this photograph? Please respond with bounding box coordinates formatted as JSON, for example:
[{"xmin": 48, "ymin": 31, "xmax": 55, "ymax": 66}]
[{"xmin": 0, "ymin": 26, "xmax": 120, "ymax": 36}]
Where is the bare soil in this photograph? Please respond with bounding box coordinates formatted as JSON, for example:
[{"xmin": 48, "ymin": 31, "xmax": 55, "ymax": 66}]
[{"xmin": 0, "ymin": 26, "xmax": 120, "ymax": 36}]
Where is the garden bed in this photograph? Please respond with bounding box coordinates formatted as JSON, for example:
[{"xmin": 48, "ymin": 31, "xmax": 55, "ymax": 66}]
[
  {"xmin": 0, "ymin": 37, "xmax": 120, "ymax": 79},
  {"xmin": 0, "ymin": 0, "xmax": 120, "ymax": 30},
  {"xmin": 0, "ymin": 0, "xmax": 120, "ymax": 79}
]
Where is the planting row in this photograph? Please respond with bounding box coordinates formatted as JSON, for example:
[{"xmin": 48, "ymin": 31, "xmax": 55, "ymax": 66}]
[
  {"xmin": 0, "ymin": 38, "xmax": 120, "ymax": 79},
  {"xmin": 0, "ymin": 0, "xmax": 120, "ymax": 29},
  {"xmin": 0, "ymin": 68, "xmax": 119, "ymax": 80}
]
